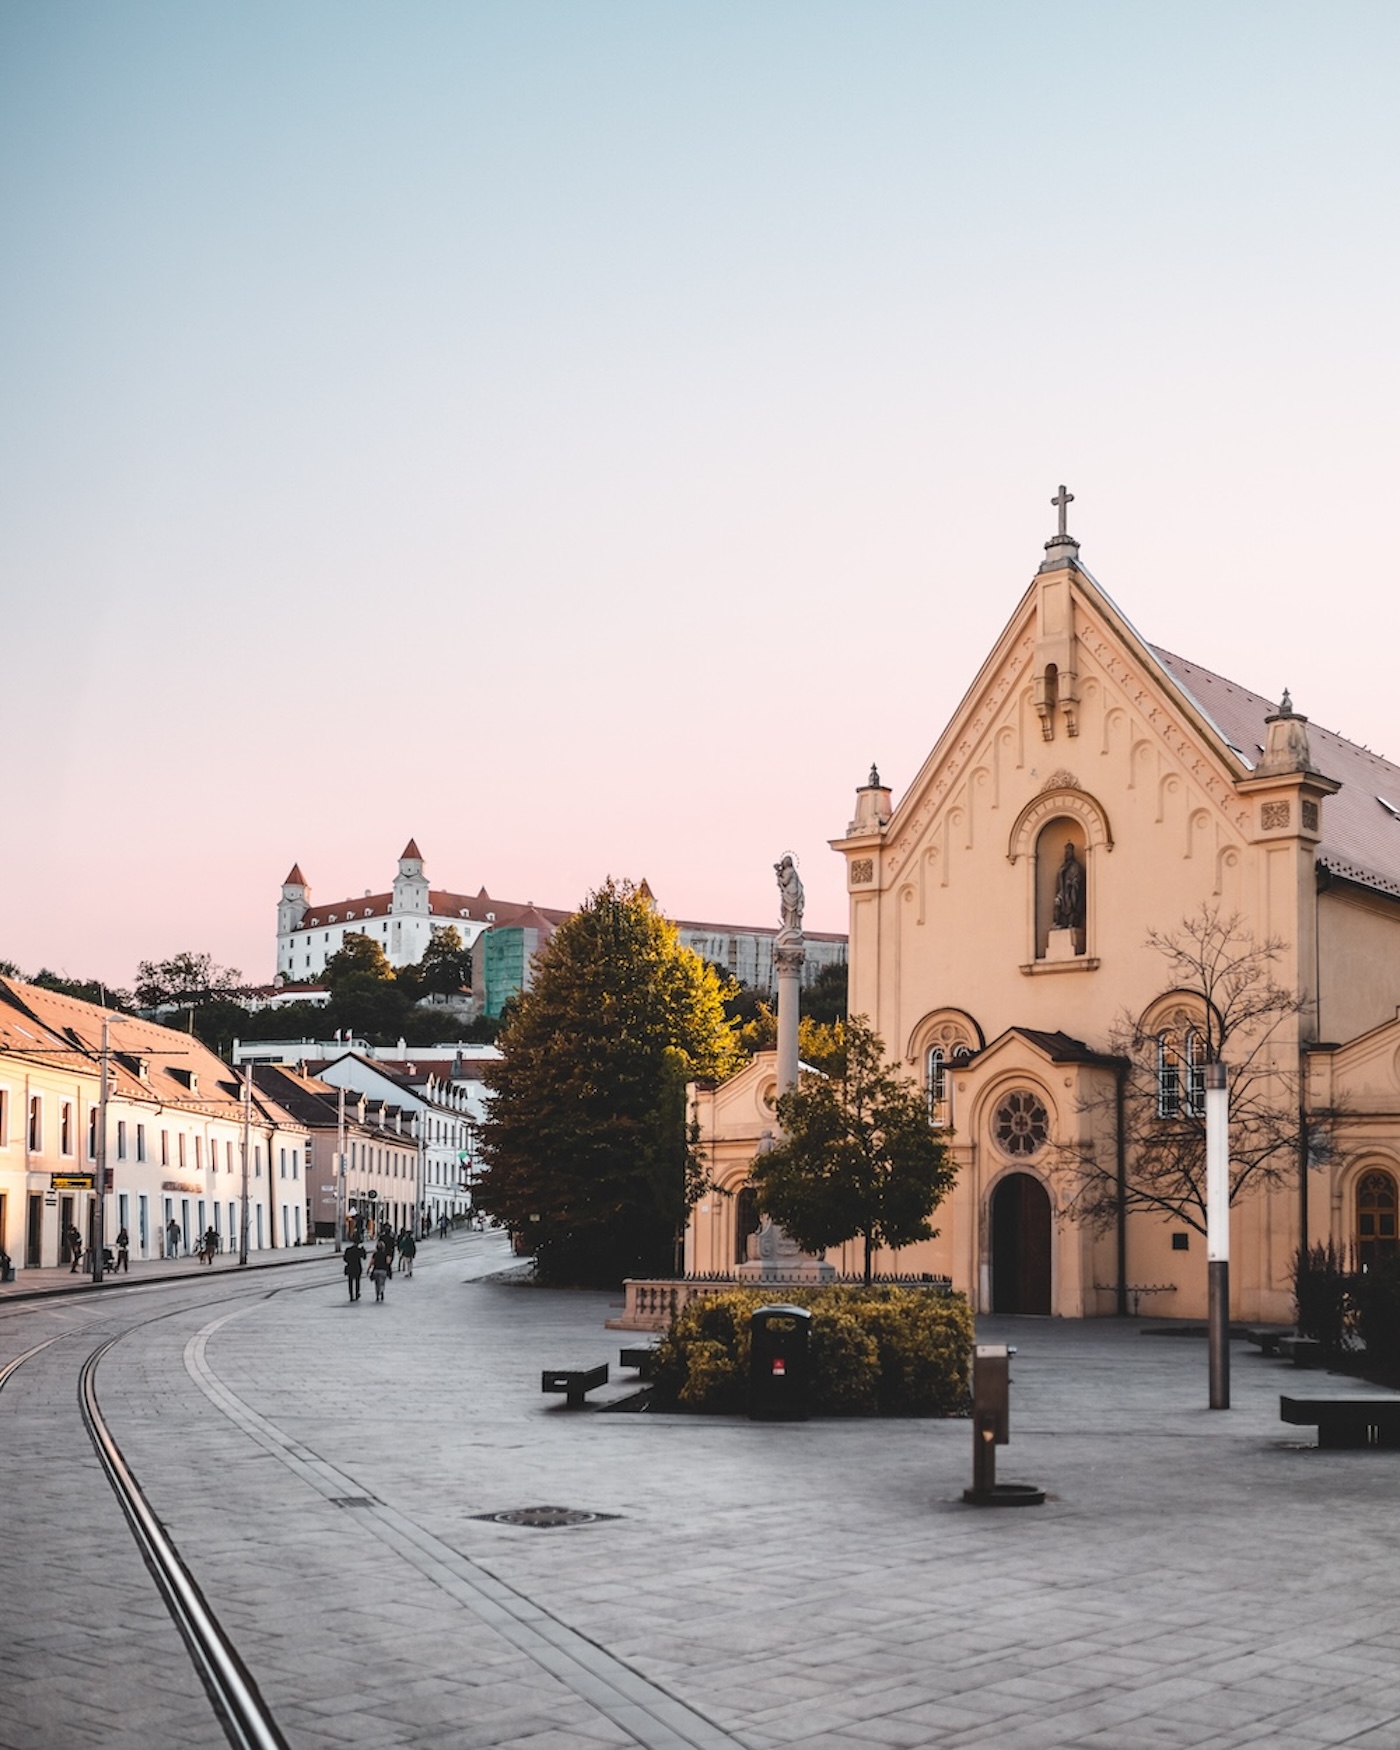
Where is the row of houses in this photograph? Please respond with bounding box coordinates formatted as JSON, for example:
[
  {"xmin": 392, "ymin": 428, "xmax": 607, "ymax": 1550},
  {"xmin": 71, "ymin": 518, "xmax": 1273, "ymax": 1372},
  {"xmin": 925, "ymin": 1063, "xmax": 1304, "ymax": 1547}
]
[{"xmin": 0, "ymin": 979, "xmax": 489, "ymax": 1272}]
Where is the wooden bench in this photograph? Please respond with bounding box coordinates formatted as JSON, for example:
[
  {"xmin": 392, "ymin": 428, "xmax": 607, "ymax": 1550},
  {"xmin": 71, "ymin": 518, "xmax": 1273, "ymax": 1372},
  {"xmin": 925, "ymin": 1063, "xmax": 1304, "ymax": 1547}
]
[
  {"xmin": 619, "ymin": 1345, "xmax": 659, "ymax": 1378},
  {"xmin": 1281, "ymin": 1395, "xmax": 1400, "ymax": 1449},
  {"xmin": 541, "ymin": 1364, "xmax": 608, "ymax": 1408}
]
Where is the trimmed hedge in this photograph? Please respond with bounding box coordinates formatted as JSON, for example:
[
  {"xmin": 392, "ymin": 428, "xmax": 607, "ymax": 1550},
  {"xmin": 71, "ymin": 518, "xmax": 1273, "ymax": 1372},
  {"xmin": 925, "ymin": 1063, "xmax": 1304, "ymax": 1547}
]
[{"xmin": 650, "ymin": 1286, "xmax": 973, "ymax": 1416}]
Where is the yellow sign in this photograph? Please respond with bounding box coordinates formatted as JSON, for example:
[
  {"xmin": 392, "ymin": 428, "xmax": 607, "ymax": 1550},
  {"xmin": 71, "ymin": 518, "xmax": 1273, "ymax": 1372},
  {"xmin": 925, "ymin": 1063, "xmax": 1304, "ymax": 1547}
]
[{"xmin": 51, "ymin": 1173, "xmax": 95, "ymax": 1191}]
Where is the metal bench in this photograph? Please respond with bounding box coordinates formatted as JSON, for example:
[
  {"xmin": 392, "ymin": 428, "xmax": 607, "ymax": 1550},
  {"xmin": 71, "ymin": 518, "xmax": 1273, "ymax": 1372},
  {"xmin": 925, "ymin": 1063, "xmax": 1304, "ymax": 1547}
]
[
  {"xmin": 1280, "ymin": 1395, "xmax": 1400, "ymax": 1449},
  {"xmin": 541, "ymin": 1364, "xmax": 609, "ymax": 1408}
]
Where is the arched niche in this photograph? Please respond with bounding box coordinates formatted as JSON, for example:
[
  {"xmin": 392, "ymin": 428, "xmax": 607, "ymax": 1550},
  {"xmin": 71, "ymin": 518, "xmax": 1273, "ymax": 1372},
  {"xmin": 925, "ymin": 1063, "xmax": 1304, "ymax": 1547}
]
[{"xmin": 1008, "ymin": 787, "xmax": 1111, "ymax": 965}]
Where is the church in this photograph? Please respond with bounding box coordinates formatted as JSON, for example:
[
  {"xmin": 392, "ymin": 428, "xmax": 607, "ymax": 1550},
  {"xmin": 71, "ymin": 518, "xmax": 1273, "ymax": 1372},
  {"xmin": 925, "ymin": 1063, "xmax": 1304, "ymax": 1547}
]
[{"xmin": 687, "ymin": 495, "xmax": 1400, "ymax": 1323}]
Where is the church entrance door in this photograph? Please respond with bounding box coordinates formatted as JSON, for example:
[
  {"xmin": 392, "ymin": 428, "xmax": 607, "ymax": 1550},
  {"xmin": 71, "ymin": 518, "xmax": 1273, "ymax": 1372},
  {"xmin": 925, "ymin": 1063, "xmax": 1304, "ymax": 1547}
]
[{"xmin": 990, "ymin": 1173, "xmax": 1052, "ymax": 1314}]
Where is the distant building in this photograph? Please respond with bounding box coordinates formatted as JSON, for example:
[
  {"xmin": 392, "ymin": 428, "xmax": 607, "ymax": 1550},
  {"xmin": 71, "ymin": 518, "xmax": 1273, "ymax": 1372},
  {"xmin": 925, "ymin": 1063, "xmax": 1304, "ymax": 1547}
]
[{"xmin": 275, "ymin": 844, "xmax": 847, "ymax": 1012}]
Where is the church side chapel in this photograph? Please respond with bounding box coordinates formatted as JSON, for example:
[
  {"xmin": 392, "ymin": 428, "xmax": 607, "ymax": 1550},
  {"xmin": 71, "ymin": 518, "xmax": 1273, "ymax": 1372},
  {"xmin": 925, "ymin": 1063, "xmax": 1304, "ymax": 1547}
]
[{"xmin": 687, "ymin": 493, "xmax": 1400, "ymax": 1322}]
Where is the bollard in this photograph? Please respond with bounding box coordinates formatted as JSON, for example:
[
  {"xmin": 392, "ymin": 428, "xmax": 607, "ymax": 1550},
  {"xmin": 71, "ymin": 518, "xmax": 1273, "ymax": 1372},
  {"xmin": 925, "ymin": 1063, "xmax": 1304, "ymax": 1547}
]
[{"xmin": 962, "ymin": 1343, "xmax": 1044, "ymax": 1506}]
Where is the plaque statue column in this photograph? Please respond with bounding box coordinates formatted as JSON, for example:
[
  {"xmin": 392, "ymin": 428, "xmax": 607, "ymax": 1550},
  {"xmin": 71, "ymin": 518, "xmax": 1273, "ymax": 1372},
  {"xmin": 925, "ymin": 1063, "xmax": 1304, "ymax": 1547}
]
[{"xmin": 773, "ymin": 855, "xmax": 806, "ymax": 1097}]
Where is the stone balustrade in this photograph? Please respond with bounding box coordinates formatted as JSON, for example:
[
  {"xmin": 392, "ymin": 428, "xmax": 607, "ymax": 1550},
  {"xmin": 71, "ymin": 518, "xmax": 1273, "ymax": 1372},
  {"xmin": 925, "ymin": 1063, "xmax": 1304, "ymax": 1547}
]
[{"xmin": 610, "ymin": 1274, "xmax": 955, "ymax": 1331}]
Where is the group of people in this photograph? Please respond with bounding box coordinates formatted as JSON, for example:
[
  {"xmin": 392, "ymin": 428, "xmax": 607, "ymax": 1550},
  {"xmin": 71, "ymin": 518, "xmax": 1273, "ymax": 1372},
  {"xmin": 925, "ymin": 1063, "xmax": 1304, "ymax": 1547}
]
[{"xmin": 342, "ymin": 1224, "xmax": 418, "ymax": 1302}]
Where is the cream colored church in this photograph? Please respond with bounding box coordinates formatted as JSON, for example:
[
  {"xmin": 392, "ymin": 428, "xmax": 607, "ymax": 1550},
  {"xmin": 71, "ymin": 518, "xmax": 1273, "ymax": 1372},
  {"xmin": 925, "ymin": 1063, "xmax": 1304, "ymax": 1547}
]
[{"xmin": 686, "ymin": 503, "xmax": 1400, "ymax": 1323}]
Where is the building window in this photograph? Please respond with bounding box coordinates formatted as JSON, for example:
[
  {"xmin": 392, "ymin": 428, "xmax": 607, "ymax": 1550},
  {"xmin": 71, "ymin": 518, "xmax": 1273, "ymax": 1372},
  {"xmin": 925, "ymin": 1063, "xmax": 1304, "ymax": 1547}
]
[
  {"xmin": 994, "ymin": 1090, "xmax": 1049, "ymax": 1158},
  {"xmin": 117, "ymin": 1120, "xmax": 127, "ymax": 1160},
  {"xmin": 161, "ymin": 1130, "xmax": 169, "ymax": 1167},
  {"xmin": 179, "ymin": 1133, "xmax": 187, "ymax": 1169},
  {"xmin": 292, "ymin": 1150, "xmax": 299, "ymax": 1180},
  {"xmin": 60, "ymin": 1101, "xmax": 74, "ymax": 1156},
  {"xmin": 1358, "ymin": 1170, "xmax": 1398, "ymax": 1270},
  {"xmin": 926, "ymin": 1047, "xmax": 949, "ymax": 1129},
  {"xmin": 88, "ymin": 1107, "xmax": 98, "ymax": 1159},
  {"xmin": 1156, "ymin": 1029, "xmax": 1206, "ymax": 1119},
  {"xmin": 0, "ymin": 1086, "xmax": 7, "ymax": 1146},
  {"xmin": 136, "ymin": 1123, "xmax": 147, "ymax": 1163},
  {"xmin": 195, "ymin": 1136, "xmax": 203, "ymax": 1171},
  {"xmin": 28, "ymin": 1096, "xmax": 42, "ymax": 1153},
  {"xmin": 279, "ymin": 1148, "xmax": 286, "ymax": 1179}
]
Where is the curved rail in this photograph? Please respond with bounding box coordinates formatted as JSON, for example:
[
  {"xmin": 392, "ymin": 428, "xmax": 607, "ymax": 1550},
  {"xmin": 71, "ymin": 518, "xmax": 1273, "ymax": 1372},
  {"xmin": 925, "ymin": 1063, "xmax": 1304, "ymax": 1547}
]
[{"xmin": 78, "ymin": 1337, "xmax": 291, "ymax": 1750}]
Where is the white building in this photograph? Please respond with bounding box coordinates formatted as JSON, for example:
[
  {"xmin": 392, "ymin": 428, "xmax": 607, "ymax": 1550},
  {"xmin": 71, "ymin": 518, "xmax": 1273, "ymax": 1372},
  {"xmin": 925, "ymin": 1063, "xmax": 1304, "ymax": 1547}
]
[
  {"xmin": 277, "ymin": 841, "xmax": 568, "ymax": 984},
  {"xmin": 0, "ymin": 979, "xmax": 311, "ymax": 1271},
  {"xmin": 307, "ymin": 1052, "xmax": 489, "ymax": 1229}
]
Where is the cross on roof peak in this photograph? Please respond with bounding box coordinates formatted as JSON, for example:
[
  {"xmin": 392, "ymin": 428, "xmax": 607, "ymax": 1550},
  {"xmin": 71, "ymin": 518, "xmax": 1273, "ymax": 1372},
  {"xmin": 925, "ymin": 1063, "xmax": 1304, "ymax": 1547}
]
[{"xmin": 1051, "ymin": 484, "xmax": 1074, "ymax": 539}]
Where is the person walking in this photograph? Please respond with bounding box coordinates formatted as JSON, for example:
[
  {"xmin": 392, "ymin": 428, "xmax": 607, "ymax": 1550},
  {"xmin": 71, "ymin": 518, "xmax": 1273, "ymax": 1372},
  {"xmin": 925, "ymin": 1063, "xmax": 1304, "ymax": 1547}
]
[
  {"xmin": 200, "ymin": 1227, "xmax": 218, "ymax": 1265},
  {"xmin": 369, "ymin": 1241, "xmax": 390, "ymax": 1302},
  {"xmin": 115, "ymin": 1226, "xmax": 130, "ymax": 1273},
  {"xmin": 166, "ymin": 1217, "xmax": 181, "ymax": 1259},
  {"xmin": 397, "ymin": 1228, "xmax": 416, "ymax": 1278},
  {"xmin": 68, "ymin": 1223, "xmax": 84, "ymax": 1272},
  {"xmin": 438, "ymin": 1213, "xmax": 449, "ymax": 1241},
  {"xmin": 343, "ymin": 1238, "xmax": 365, "ymax": 1302}
]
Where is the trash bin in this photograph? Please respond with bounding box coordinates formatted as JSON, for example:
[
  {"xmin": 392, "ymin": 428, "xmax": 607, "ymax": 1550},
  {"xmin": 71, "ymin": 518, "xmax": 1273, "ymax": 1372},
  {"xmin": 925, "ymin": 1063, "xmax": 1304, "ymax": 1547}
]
[{"xmin": 748, "ymin": 1303, "xmax": 812, "ymax": 1421}]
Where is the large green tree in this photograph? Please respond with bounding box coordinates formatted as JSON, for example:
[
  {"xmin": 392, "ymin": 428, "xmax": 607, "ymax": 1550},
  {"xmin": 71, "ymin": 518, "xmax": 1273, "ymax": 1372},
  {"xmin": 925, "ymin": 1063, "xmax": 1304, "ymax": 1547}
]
[
  {"xmin": 478, "ymin": 879, "xmax": 741, "ymax": 1285},
  {"xmin": 134, "ymin": 950, "xmax": 241, "ymax": 1009},
  {"xmin": 749, "ymin": 1016, "xmax": 957, "ymax": 1284}
]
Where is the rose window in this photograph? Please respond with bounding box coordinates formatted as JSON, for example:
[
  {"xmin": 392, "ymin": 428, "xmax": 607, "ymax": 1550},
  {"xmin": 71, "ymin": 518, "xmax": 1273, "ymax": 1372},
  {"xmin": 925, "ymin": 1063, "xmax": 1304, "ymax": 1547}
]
[{"xmin": 994, "ymin": 1091, "xmax": 1049, "ymax": 1157}]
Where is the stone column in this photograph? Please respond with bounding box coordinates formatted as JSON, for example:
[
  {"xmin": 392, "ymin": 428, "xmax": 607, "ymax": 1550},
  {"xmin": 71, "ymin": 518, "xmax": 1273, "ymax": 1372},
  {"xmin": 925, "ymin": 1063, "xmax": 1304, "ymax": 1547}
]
[{"xmin": 774, "ymin": 928, "xmax": 805, "ymax": 1097}]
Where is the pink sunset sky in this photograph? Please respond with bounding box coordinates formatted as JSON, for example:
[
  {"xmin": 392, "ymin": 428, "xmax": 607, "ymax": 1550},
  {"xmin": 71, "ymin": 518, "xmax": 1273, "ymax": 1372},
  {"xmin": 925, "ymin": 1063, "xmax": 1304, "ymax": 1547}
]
[{"xmin": 3, "ymin": 3, "xmax": 1398, "ymax": 990}]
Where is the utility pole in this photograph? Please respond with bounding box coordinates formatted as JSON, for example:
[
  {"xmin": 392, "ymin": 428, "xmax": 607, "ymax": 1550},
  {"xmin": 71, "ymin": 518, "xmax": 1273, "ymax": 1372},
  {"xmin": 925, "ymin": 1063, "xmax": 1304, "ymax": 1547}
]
[
  {"xmin": 93, "ymin": 1015, "xmax": 112, "ymax": 1283},
  {"xmin": 335, "ymin": 1084, "xmax": 346, "ymax": 1252},
  {"xmin": 239, "ymin": 1070, "xmax": 252, "ymax": 1266}
]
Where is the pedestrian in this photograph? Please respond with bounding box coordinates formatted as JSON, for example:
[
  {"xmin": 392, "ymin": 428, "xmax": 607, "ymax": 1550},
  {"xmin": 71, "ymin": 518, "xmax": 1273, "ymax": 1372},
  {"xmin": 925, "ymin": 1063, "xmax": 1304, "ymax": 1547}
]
[
  {"xmin": 200, "ymin": 1227, "xmax": 218, "ymax": 1265},
  {"xmin": 343, "ymin": 1238, "xmax": 365, "ymax": 1302},
  {"xmin": 438, "ymin": 1213, "xmax": 449, "ymax": 1241},
  {"xmin": 115, "ymin": 1226, "xmax": 130, "ymax": 1273},
  {"xmin": 397, "ymin": 1228, "xmax": 416, "ymax": 1278},
  {"xmin": 370, "ymin": 1241, "xmax": 390, "ymax": 1302},
  {"xmin": 68, "ymin": 1223, "xmax": 84, "ymax": 1272},
  {"xmin": 166, "ymin": 1217, "xmax": 180, "ymax": 1259}
]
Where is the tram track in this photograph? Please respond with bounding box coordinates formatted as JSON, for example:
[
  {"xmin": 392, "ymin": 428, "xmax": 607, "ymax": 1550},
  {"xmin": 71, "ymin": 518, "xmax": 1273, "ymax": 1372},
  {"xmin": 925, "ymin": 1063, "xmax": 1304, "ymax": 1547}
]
[{"xmin": 1, "ymin": 1251, "xmax": 740, "ymax": 1750}]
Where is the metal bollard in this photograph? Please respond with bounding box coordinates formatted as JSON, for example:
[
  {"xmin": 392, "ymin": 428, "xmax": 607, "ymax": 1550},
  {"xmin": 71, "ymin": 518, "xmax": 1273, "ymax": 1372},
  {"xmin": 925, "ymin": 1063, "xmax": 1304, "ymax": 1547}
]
[{"xmin": 962, "ymin": 1343, "xmax": 1044, "ymax": 1506}]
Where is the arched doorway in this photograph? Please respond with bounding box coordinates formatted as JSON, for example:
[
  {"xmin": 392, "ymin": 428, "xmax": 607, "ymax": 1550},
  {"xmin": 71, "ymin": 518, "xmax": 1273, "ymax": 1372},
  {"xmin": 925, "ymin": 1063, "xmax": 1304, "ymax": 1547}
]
[{"xmin": 991, "ymin": 1173, "xmax": 1052, "ymax": 1314}]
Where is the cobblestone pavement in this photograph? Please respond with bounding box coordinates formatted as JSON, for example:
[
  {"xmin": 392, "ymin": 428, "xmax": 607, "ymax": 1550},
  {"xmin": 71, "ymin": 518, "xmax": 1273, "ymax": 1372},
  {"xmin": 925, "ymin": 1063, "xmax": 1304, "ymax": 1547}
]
[{"xmin": 3, "ymin": 1231, "xmax": 1399, "ymax": 1749}]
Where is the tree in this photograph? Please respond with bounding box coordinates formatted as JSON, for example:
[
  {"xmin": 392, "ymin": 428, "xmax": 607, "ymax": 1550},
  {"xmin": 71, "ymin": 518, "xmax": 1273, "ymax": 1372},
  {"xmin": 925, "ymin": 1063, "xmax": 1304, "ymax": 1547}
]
[
  {"xmin": 405, "ymin": 924, "xmax": 472, "ymax": 998},
  {"xmin": 30, "ymin": 968, "xmax": 135, "ymax": 1009},
  {"xmin": 477, "ymin": 878, "xmax": 741, "ymax": 1286},
  {"xmin": 134, "ymin": 951, "xmax": 241, "ymax": 1010},
  {"xmin": 801, "ymin": 958, "xmax": 849, "ymax": 1026},
  {"xmin": 1060, "ymin": 905, "xmax": 1321, "ymax": 1234},
  {"xmin": 321, "ymin": 933, "xmax": 394, "ymax": 988},
  {"xmin": 737, "ymin": 1003, "xmax": 847, "ymax": 1076},
  {"xmin": 748, "ymin": 1015, "xmax": 957, "ymax": 1284}
]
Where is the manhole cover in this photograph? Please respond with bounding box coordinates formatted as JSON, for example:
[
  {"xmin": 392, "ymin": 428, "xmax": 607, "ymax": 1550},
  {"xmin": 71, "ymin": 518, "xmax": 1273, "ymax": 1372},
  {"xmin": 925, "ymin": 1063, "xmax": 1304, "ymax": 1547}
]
[{"xmin": 473, "ymin": 1506, "xmax": 618, "ymax": 1529}]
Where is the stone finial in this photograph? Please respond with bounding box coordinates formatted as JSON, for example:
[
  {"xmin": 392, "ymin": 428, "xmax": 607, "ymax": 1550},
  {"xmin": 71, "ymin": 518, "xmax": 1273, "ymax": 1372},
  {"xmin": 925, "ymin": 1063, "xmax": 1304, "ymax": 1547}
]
[
  {"xmin": 1256, "ymin": 694, "xmax": 1314, "ymax": 776},
  {"xmin": 850, "ymin": 764, "xmax": 893, "ymax": 835}
]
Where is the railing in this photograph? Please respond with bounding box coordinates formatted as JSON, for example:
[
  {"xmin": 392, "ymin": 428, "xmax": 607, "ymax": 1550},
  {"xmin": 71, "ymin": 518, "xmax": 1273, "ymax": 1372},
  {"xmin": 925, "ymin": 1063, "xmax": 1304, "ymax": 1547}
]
[{"xmin": 611, "ymin": 1273, "xmax": 955, "ymax": 1330}]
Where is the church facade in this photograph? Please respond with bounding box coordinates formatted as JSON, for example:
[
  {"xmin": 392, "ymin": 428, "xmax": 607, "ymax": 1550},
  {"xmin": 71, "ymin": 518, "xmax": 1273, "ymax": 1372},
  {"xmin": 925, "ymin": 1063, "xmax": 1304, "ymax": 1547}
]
[{"xmin": 688, "ymin": 507, "xmax": 1400, "ymax": 1323}]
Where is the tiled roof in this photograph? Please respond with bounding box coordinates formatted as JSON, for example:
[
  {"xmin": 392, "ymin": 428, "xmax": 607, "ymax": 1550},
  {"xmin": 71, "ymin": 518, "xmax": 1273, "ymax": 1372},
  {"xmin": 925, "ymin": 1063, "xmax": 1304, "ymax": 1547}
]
[
  {"xmin": 292, "ymin": 889, "xmax": 571, "ymax": 933},
  {"xmin": 1153, "ymin": 648, "xmax": 1400, "ymax": 899}
]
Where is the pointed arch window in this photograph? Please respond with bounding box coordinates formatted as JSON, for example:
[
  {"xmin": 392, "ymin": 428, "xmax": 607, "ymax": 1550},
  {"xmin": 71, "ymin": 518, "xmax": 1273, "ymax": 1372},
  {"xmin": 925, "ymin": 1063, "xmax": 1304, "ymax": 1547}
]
[{"xmin": 1358, "ymin": 1170, "xmax": 1398, "ymax": 1270}]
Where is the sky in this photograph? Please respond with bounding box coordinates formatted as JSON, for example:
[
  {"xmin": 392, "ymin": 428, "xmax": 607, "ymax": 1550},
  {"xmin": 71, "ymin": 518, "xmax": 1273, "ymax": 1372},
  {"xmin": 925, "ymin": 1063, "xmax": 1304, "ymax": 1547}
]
[{"xmin": 3, "ymin": 1, "xmax": 1398, "ymax": 989}]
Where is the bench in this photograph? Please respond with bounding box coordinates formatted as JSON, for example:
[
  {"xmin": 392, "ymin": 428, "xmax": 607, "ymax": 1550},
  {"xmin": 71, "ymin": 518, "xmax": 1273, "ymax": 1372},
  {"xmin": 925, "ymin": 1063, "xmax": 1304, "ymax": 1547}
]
[
  {"xmin": 1244, "ymin": 1327, "xmax": 1290, "ymax": 1358},
  {"xmin": 619, "ymin": 1345, "xmax": 659, "ymax": 1378},
  {"xmin": 1281, "ymin": 1395, "xmax": 1400, "ymax": 1449},
  {"xmin": 1278, "ymin": 1336, "xmax": 1324, "ymax": 1368},
  {"xmin": 541, "ymin": 1364, "xmax": 608, "ymax": 1408}
]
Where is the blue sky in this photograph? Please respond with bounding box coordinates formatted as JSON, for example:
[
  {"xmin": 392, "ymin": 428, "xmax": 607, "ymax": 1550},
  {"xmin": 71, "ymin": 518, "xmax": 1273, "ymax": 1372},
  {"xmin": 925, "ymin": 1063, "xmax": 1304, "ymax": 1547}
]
[{"xmin": 3, "ymin": 2, "xmax": 1398, "ymax": 983}]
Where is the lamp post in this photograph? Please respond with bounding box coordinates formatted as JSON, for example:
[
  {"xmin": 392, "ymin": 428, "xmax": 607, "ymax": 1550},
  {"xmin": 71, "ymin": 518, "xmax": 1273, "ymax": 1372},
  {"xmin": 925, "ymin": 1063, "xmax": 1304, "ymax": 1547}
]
[
  {"xmin": 93, "ymin": 1011, "xmax": 139, "ymax": 1283},
  {"xmin": 335, "ymin": 1083, "xmax": 346, "ymax": 1253},
  {"xmin": 1206, "ymin": 1060, "xmax": 1230, "ymax": 1409}
]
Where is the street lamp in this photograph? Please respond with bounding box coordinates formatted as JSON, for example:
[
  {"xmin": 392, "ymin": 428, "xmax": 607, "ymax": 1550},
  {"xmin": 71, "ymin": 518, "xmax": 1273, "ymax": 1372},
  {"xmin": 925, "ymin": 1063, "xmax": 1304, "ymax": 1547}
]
[
  {"xmin": 1206, "ymin": 1060, "xmax": 1230, "ymax": 1409},
  {"xmin": 94, "ymin": 1012, "xmax": 140, "ymax": 1284}
]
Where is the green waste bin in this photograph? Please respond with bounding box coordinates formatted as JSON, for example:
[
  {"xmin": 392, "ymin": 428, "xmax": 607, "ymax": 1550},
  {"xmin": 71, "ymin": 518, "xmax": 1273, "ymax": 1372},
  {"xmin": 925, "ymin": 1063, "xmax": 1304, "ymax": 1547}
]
[{"xmin": 748, "ymin": 1303, "xmax": 812, "ymax": 1421}]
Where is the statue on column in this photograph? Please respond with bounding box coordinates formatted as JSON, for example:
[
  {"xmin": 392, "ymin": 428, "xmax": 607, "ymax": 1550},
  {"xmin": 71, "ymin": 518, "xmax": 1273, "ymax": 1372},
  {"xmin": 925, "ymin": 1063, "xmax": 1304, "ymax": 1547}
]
[{"xmin": 775, "ymin": 854, "xmax": 805, "ymax": 933}]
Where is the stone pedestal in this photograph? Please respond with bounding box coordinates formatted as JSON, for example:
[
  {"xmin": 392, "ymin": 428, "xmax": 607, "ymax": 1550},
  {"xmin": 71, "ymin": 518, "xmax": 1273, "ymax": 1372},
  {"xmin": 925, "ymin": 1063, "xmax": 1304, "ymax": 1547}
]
[
  {"xmin": 1045, "ymin": 927, "xmax": 1084, "ymax": 962},
  {"xmin": 735, "ymin": 1216, "xmax": 836, "ymax": 1285}
]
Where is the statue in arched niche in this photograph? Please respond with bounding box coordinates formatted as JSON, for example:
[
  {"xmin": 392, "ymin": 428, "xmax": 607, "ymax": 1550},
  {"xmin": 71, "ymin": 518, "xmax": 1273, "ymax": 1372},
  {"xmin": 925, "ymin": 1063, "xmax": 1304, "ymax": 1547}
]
[{"xmin": 1052, "ymin": 842, "xmax": 1086, "ymax": 931}]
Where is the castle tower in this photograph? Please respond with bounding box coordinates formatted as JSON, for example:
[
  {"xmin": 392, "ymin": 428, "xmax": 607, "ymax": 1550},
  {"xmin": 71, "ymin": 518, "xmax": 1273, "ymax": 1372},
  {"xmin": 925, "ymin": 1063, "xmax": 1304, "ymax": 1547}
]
[
  {"xmin": 392, "ymin": 839, "xmax": 430, "ymax": 916},
  {"xmin": 277, "ymin": 864, "xmax": 309, "ymax": 977}
]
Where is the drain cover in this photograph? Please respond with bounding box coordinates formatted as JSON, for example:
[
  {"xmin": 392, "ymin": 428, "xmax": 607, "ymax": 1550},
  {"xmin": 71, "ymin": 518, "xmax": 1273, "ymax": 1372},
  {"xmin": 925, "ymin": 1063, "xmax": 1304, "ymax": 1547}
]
[{"xmin": 474, "ymin": 1505, "xmax": 618, "ymax": 1529}]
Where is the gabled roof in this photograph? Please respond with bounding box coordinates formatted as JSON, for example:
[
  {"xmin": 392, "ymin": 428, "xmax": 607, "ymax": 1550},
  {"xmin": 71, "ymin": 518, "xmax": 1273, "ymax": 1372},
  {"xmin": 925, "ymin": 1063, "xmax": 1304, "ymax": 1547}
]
[{"xmin": 1153, "ymin": 648, "xmax": 1400, "ymax": 899}]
